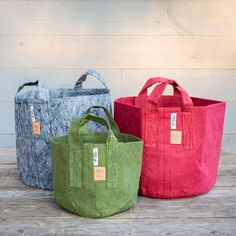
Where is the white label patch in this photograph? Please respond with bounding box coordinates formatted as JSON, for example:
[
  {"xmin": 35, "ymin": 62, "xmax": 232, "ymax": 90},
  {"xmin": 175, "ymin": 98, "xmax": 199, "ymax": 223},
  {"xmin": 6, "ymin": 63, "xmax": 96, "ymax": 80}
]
[
  {"xmin": 171, "ymin": 113, "xmax": 177, "ymax": 130},
  {"xmin": 30, "ymin": 104, "xmax": 36, "ymax": 122},
  {"xmin": 93, "ymin": 148, "xmax": 99, "ymax": 166}
]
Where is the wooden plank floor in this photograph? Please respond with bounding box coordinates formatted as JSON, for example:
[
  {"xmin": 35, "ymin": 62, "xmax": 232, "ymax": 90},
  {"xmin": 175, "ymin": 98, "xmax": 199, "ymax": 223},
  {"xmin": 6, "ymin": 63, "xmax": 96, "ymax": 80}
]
[{"xmin": 0, "ymin": 148, "xmax": 236, "ymax": 236}]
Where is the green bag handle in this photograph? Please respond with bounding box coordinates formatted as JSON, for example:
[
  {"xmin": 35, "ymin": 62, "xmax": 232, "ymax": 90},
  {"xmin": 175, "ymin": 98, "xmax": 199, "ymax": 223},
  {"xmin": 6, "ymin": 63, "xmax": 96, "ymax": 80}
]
[
  {"xmin": 85, "ymin": 105, "xmax": 120, "ymax": 134},
  {"xmin": 68, "ymin": 111, "xmax": 118, "ymax": 189},
  {"xmin": 81, "ymin": 114, "xmax": 110, "ymax": 132},
  {"xmin": 70, "ymin": 113, "xmax": 117, "ymax": 142}
]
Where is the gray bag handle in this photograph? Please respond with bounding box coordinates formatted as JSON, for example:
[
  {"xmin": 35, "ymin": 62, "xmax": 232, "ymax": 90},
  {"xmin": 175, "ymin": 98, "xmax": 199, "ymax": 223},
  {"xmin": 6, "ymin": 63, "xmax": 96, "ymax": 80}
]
[
  {"xmin": 16, "ymin": 80, "xmax": 49, "ymax": 101},
  {"xmin": 17, "ymin": 81, "xmax": 39, "ymax": 94},
  {"xmin": 74, "ymin": 70, "xmax": 108, "ymax": 90}
]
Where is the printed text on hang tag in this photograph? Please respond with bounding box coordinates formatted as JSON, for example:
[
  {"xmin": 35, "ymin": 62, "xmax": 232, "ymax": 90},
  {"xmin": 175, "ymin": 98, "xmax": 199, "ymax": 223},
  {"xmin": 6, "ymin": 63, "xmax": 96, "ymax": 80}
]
[
  {"xmin": 94, "ymin": 167, "xmax": 106, "ymax": 181},
  {"xmin": 30, "ymin": 104, "xmax": 41, "ymax": 135},
  {"xmin": 32, "ymin": 121, "xmax": 41, "ymax": 135}
]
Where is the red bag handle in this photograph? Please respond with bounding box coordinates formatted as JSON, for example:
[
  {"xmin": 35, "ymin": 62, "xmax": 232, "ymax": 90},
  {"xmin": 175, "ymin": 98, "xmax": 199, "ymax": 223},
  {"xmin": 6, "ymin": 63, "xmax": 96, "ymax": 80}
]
[
  {"xmin": 138, "ymin": 77, "xmax": 193, "ymax": 111},
  {"xmin": 138, "ymin": 77, "xmax": 180, "ymax": 97}
]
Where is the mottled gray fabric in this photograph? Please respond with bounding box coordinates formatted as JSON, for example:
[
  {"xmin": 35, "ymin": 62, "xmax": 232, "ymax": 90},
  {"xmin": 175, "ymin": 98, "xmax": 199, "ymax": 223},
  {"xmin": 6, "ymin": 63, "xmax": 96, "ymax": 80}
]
[{"xmin": 15, "ymin": 70, "xmax": 112, "ymax": 190}]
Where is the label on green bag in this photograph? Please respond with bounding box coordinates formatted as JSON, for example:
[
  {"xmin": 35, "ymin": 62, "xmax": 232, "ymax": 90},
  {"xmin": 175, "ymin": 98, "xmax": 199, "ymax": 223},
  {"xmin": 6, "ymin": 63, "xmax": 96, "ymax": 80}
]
[
  {"xmin": 93, "ymin": 148, "xmax": 99, "ymax": 166},
  {"xmin": 94, "ymin": 167, "xmax": 106, "ymax": 181}
]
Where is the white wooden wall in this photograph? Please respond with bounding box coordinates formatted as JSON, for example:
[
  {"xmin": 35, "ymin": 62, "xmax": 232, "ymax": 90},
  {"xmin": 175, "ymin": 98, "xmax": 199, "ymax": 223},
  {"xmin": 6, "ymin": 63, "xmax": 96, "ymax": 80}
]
[{"xmin": 0, "ymin": 0, "xmax": 235, "ymax": 152}]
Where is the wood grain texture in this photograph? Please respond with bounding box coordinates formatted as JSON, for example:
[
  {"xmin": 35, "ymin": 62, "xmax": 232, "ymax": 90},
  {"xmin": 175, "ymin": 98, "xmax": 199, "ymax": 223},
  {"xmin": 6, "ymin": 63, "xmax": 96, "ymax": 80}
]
[
  {"xmin": 222, "ymin": 134, "xmax": 236, "ymax": 153},
  {"xmin": 0, "ymin": 189, "xmax": 236, "ymax": 219},
  {"xmin": 120, "ymin": 69, "xmax": 236, "ymax": 101},
  {"xmin": 0, "ymin": 36, "xmax": 235, "ymax": 69},
  {"xmin": 0, "ymin": 134, "xmax": 15, "ymax": 148},
  {"xmin": 0, "ymin": 69, "xmax": 122, "ymax": 100},
  {"xmin": 0, "ymin": 69, "xmax": 235, "ymax": 101},
  {"xmin": 1, "ymin": 219, "xmax": 235, "ymax": 236},
  {"xmin": 0, "ymin": 149, "xmax": 235, "ymax": 235},
  {"xmin": 0, "ymin": 1, "xmax": 236, "ymax": 36}
]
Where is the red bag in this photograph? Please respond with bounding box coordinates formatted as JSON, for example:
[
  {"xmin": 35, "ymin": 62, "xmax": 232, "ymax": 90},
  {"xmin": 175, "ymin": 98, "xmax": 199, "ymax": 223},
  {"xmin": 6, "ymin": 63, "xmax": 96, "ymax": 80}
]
[{"xmin": 114, "ymin": 77, "xmax": 226, "ymax": 198}]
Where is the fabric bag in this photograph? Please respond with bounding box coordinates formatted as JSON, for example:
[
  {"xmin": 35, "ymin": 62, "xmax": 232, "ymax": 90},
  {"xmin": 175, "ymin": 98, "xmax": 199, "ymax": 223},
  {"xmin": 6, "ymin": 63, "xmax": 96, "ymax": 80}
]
[
  {"xmin": 15, "ymin": 70, "xmax": 112, "ymax": 190},
  {"xmin": 50, "ymin": 106, "xmax": 143, "ymax": 218},
  {"xmin": 114, "ymin": 77, "xmax": 226, "ymax": 198}
]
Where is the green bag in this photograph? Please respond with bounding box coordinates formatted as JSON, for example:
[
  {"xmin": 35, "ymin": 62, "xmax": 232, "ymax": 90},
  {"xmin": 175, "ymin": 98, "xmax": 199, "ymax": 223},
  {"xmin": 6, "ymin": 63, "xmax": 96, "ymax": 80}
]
[{"xmin": 50, "ymin": 106, "xmax": 143, "ymax": 218}]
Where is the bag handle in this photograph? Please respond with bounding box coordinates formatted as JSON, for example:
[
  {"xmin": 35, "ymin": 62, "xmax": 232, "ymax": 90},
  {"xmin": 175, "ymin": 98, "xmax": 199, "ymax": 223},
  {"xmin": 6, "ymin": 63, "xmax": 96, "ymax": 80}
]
[
  {"xmin": 17, "ymin": 81, "xmax": 39, "ymax": 94},
  {"xmin": 74, "ymin": 70, "xmax": 108, "ymax": 90},
  {"xmin": 138, "ymin": 77, "xmax": 193, "ymax": 111},
  {"xmin": 68, "ymin": 112, "xmax": 118, "ymax": 189},
  {"xmin": 138, "ymin": 77, "xmax": 180, "ymax": 98},
  {"xmin": 69, "ymin": 113, "xmax": 117, "ymax": 142},
  {"xmin": 85, "ymin": 105, "xmax": 119, "ymax": 134},
  {"xmin": 16, "ymin": 80, "xmax": 49, "ymax": 101}
]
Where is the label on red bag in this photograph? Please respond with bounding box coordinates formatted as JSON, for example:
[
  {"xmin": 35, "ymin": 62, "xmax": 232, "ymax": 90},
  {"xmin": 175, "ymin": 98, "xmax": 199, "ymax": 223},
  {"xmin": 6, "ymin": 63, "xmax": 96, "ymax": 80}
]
[
  {"xmin": 171, "ymin": 113, "xmax": 177, "ymax": 129},
  {"xmin": 93, "ymin": 148, "xmax": 99, "ymax": 166},
  {"xmin": 32, "ymin": 121, "xmax": 41, "ymax": 135},
  {"xmin": 170, "ymin": 131, "xmax": 182, "ymax": 144},
  {"xmin": 94, "ymin": 167, "xmax": 106, "ymax": 181}
]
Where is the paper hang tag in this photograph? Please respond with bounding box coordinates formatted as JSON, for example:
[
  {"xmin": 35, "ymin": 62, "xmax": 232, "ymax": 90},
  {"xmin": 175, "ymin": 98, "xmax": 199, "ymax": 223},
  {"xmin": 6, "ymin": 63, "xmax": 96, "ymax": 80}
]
[
  {"xmin": 94, "ymin": 167, "xmax": 106, "ymax": 181},
  {"xmin": 32, "ymin": 121, "xmax": 41, "ymax": 135},
  {"xmin": 171, "ymin": 113, "xmax": 177, "ymax": 129},
  {"xmin": 93, "ymin": 148, "xmax": 99, "ymax": 166},
  {"xmin": 30, "ymin": 104, "xmax": 41, "ymax": 135},
  {"xmin": 170, "ymin": 131, "xmax": 182, "ymax": 144}
]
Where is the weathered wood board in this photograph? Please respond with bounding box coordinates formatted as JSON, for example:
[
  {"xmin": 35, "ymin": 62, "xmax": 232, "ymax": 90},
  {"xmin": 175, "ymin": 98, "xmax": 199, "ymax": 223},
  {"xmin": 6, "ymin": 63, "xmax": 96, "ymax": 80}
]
[{"xmin": 0, "ymin": 148, "xmax": 235, "ymax": 235}]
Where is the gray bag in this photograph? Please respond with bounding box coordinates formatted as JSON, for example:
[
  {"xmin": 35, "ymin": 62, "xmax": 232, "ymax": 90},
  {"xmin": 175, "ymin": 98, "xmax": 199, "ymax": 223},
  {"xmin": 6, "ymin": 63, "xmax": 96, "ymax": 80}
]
[{"xmin": 15, "ymin": 70, "xmax": 112, "ymax": 190}]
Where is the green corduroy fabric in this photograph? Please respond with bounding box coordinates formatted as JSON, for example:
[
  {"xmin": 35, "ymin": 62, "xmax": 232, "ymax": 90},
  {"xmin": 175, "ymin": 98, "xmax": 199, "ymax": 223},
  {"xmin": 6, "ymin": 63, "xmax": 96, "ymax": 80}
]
[{"xmin": 50, "ymin": 106, "xmax": 143, "ymax": 218}]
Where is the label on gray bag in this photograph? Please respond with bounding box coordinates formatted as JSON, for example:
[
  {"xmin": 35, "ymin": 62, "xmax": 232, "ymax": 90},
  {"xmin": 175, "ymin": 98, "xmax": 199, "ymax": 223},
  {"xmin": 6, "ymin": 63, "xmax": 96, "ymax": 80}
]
[{"xmin": 30, "ymin": 104, "xmax": 36, "ymax": 122}]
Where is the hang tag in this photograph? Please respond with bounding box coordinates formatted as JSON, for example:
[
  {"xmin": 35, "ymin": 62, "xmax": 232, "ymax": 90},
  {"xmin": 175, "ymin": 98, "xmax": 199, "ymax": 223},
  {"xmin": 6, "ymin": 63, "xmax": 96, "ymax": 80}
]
[
  {"xmin": 94, "ymin": 167, "xmax": 106, "ymax": 181},
  {"xmin": 93, "ymin": 148, "xmax": 99, "ymax": 166},
  {"xmin": 170, "ymin": 131, "xmax": 182, "ymax": 144},
  {"xmin": 32, "ymin": 121, "xmax": 41, "ymax": 135},
  {"xmin": 171, "ymin": 113, "xmax": 177, "ymax": 130}
]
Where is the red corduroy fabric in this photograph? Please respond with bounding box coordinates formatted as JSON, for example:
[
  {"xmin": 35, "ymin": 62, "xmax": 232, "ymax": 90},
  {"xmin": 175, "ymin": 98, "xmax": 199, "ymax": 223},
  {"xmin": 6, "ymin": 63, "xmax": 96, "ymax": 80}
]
[{"xmin": 114, "ymin": 77, "xmax": 226, "ymax": 198}]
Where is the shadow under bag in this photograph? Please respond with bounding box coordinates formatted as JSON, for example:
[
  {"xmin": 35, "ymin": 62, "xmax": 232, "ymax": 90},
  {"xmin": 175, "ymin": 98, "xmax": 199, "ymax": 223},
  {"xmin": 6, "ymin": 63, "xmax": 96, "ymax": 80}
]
[
  {"xmin": 50, "ymin": 106, "xmax": 143, "ymax": 218},
  {"xmin": 15, "ymin": 70, "xmax": 111, "ymax": 190},
  {"xmin": 114, "ymin": 77, "xmax": 226, "ymax": 198}
]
